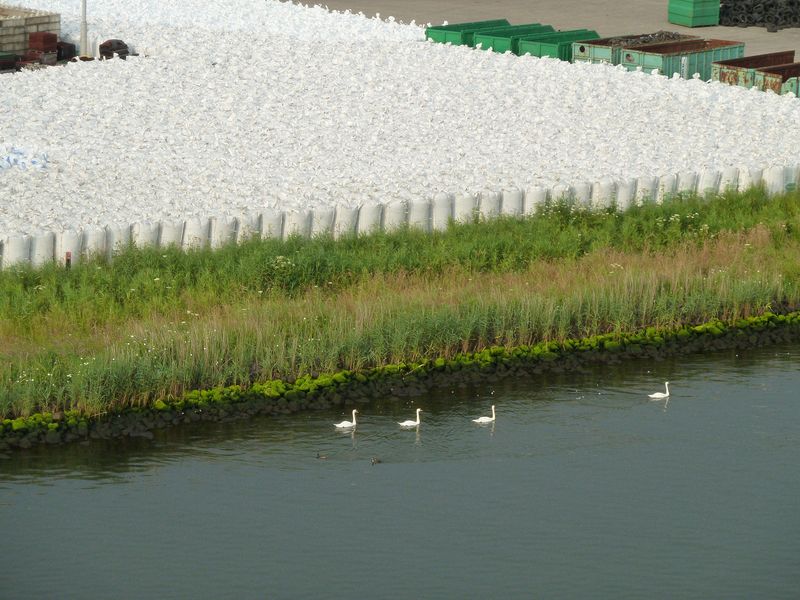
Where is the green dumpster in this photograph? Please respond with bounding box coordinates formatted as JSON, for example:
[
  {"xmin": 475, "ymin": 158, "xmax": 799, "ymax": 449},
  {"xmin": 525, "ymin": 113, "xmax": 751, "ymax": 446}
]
[
  {"xmin": 668, "ymin": 0, "xmax": 720, "ymax": 28},
  {"xmin": 425, "ymin": 19, "xmax": 511, "ymax": 46},
  {"xmin": 711, "ymin": 51, "xmax": 795, "ymax": 88},
  {"xmin": 619, "ymin": 38, "xmax": 744, "ymax": 80},
  {"xmin": 473, "ymin": 24, "xmax": 556, "ymax": 53},
  {"xmin": 518, "ymin": 30, "xmax": 600, "ymax": 61},
  {"xmin": 571, "ymin": 33, "xmax": 699, "ymax": 65},
  {"xmin": 753, "ymin": 62, "xmax": 800, "ymax": 95}
]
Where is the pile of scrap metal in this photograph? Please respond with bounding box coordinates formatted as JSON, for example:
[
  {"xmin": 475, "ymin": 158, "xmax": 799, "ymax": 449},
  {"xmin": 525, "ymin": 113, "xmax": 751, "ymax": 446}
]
[{"xmin": 719, "ymin": 0, "xmax": 800, "ymax": 31}]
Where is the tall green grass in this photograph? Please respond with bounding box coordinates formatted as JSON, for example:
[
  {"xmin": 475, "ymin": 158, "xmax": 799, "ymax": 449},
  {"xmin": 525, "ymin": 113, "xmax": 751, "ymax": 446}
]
[
  {"xmin": 1, "ymin": 187, "xmax": 798, "ymax": 338},
  {"xmin": 2, "ymin": 222, "xmax": 799, "ymax": 417}
]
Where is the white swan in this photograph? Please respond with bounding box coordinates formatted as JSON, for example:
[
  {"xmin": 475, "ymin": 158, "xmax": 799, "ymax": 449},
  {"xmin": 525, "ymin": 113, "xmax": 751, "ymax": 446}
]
[
  {"xmin": 334, "ymin": 409, "xmax": 358, "ymax": 428},
  {"xmin": 473, "ymin": 404, "xmax": 496, "ymax": 424},
  {"xmin": 648, "ymin": 382, "xmax": 670, "ymax": 399},
  {"xmin": 398, "ymin": 408, "xmax": 422, "ymax": 428}
]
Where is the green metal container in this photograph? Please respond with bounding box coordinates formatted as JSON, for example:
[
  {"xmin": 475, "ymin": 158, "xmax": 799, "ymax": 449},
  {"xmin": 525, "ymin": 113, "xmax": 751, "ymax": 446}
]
[
  {"xmin": 473, "ymin": 24, "xmax": 555, "ymax": 53},
  {"xmin": 518, "ymin": 30, "xmax": 600, "ymax": 61},
  {"xmin": 571, "ymin": 33, "xmax": 699, "ymax": 65},
  {"xmin": 668, "ymin": 12, "xmax": 720, "ymax": 27},
  {"xmin": 668, "ymin": 0, "xmax": 720, "ymax": 26},
  {"xmin": 753, "ymin": 63, "xmax": 800, "ymax": 95},
  {"xmin": 425, "ymin": 19, "xmax": 511, "ymax": 46},
  {"xmin": 620, "ymin": 39, "xmax": 744, "ymax": 80},
  {"xmin": 668, "ymin": 0, "xmax": 721, "ymax": 17},
  {"xmin": 711, "ymin": 51, "xmax": 795, "ymax": 88}
]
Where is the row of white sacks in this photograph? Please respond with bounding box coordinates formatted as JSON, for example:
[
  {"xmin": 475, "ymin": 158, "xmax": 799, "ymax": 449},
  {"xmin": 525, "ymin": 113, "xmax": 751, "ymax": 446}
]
[{"xmin": 1, "ymin": 164, "xmax": 799, "ymax": 269}]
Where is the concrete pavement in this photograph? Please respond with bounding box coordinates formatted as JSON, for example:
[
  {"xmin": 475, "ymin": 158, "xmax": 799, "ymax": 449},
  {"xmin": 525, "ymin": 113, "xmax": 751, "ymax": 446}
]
[{"xmin": 316, "ymin": 0, "xmax": 800, "ymax": 56}]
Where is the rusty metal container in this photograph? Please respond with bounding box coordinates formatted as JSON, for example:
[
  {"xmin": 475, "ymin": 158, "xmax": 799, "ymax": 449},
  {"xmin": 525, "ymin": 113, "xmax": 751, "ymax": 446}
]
[
  {"xmin": 29, "ymin": 31, "xmax": 57, "ymax": 52},
  {"xmin": 753, "ymin": 63, "xmax": 800, "ymax": 95},
  {"xmin": 712, "ymin": 51, "xmax": 795, "ymax": 88}
]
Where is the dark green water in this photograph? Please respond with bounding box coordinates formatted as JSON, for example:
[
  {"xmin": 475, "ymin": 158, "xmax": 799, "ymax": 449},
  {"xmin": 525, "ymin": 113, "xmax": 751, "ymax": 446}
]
[{"xmin": 1, "ymin": 344, "xmax": 798, "ymax": 599}]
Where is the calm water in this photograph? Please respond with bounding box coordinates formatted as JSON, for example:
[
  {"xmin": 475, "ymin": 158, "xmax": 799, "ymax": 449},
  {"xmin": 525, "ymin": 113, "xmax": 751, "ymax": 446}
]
[{"xmin": 1, "ymin": 344, "xmax": 799, "ymax": 599}]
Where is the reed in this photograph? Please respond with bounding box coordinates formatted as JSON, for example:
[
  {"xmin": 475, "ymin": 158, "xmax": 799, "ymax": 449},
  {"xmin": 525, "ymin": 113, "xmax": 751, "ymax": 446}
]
[{"xmin": 2, "ymin": 222, "xmax": 798, "ymax": 418}]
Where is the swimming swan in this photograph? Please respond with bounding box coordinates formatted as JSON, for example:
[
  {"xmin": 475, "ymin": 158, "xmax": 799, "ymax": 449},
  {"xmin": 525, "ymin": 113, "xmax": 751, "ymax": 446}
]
[
  {"xmin": 473, "ymin": 405, "xmax": 496, "ymax": 424},
  {"xmin": 334, "ymin": 409, "xmax": 358, "ymax": 428},
  {"xmin": 648, "ymin": 382, "xmax": 670, "ymax": 399},
  {"xmin": 398, "ymin": 408, "xmax": 422, "ymax": 427}
]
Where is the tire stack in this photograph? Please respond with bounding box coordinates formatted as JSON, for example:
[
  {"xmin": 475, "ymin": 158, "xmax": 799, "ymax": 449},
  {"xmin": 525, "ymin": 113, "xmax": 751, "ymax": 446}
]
[{"xmin": 720, "ymin": 0, "xmax": 800, "ymax": 31}]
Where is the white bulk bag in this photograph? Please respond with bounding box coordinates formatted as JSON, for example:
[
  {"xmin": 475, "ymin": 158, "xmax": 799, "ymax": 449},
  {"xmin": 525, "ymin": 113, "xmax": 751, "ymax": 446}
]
[
  {"xmin": 478, "ymin": 190, "xmax": 502, "ymax": 220},
  {"xmin": 132, "ymin": 221, "xmax": 160, "ymax": 248},
  {"xmin": 56, "ymin": 230, "xmax": 82, "ymax": 265},
  {"xmin": 82, "ymin": 227, "xmax": 107, "ymax": 259},
  {"xmin": 332, "ymin": 206, "xmax": 358, "ymax": 239},
  {"xmin": 432, "ymin": 192, "xmax": 453, "ymax": 231},
  {"xmin": 311, "ymin": 206, "xmax": 335, "ymax": 237},
  {"xmin": 30, "ymin": 232, "xmax": 54, "ymax": 267},
  {"xmin": 383, "ymin": 200, "xmax": 408, "ymax": 232},
  {"xmin": 260, "ymin": 210, "xmax": 284, "ymax": 239},
  {"xmin": 159, "ymin": 220, "xmax": 184, "ymax": 248},
  {"xmin": 183, "ymin": 218, "xmax": 209, "ymax": 249},
  {"xmin": 501, "ymin": 188, "xmax": 523, "ymax": 216},
  {"xmin": 453, "ymin": 192, "xmax": 477, "ymax": 223},
  {"xmin": 408, "ymin": 199, "xmax": 432, "ymax": 232}
]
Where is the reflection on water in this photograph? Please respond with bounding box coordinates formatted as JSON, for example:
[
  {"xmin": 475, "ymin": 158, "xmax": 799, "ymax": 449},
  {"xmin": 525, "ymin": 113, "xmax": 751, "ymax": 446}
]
[{"xmin": 1, "ymin": 345, "xmax": 798, "ymax": 599}]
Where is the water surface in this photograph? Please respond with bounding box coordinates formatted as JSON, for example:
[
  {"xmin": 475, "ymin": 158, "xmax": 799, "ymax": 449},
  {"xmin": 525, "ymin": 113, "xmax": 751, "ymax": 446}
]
[{"xmin": 1, "ymin": 344, "xmax": 798, "ymax": 599}]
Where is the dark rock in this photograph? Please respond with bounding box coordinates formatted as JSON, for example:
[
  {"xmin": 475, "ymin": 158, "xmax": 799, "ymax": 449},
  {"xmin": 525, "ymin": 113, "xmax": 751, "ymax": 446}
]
[{"xmin": 45, "ymin": 430, "xmax": 62, "ymax": 444}]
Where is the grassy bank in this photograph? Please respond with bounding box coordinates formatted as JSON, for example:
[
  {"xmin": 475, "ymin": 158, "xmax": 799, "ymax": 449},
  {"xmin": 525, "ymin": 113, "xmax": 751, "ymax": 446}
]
[{"xmin": 1, "ymin": 188, "xmax": 799, "ymax": 419}]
